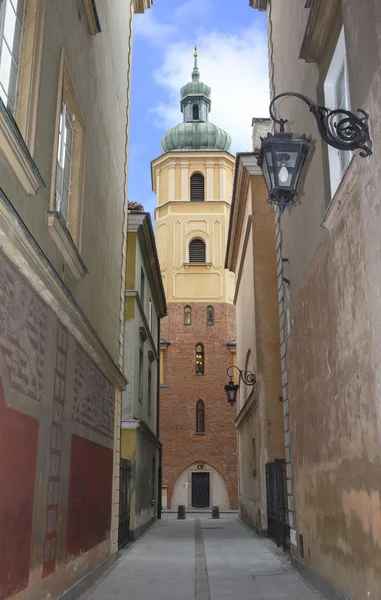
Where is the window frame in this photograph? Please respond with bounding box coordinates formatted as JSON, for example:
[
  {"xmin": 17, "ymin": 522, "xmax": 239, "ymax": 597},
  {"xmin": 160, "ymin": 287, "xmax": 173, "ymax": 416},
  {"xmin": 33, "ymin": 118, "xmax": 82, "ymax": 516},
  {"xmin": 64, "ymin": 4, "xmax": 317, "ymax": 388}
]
[
  {"xmin": 206, "ymin": 305, "xmax": 214, "ymax": 326},
  {"xmin": 138, "ymin": 348, "xmax": 144, "ymax": 403},
  {"xmin": 0, "ymin": 0, "xmax": 26, "ymax": 116},
  {"xmin": 189, "ymin": 237, "xmax": 206, "ymax": 264},
  {"xmin": 195, "ymin": 343, "xmax": 204, "ymax": 376},
  {"xmin": 184, "ymin": 305, "xmax": 191, "ymax": 325},
  {"xmin": 324, "ymin": 27, "xmax": 352, "ymax": 198},
  {"xmin": 147, "ymin": 366, "xmax": 152, "ymax": 414},
  {"xmin": 190, "ymin": 171, "xmax": 205, "ymax": 202},
  {"xmin": 48, "ymin": 50, "xmax": 87, "ymax": 281}
]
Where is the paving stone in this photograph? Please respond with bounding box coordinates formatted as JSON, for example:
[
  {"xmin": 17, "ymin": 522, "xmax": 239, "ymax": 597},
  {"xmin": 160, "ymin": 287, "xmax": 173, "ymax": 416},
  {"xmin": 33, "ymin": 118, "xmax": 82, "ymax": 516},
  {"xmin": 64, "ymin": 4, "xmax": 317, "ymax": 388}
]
[{"xmin": 80, "ymin": 518, "xmax": 327, "ymax": 600}]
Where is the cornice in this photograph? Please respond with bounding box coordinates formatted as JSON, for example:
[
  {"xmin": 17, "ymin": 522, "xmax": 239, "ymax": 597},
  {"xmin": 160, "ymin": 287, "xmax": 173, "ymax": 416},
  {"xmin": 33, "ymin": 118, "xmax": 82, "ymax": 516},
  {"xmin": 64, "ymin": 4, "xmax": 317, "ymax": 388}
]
[
  {"xmin": 299, "ymin": 0, "xmax": 341, "ymax": 62},
  {"xmin": 82, "ymin": 0, "xmax": 101, "ymax": 34},
  {"xmin": 235, "ymin": 388, "xmax": 258, "ymax": 431}
]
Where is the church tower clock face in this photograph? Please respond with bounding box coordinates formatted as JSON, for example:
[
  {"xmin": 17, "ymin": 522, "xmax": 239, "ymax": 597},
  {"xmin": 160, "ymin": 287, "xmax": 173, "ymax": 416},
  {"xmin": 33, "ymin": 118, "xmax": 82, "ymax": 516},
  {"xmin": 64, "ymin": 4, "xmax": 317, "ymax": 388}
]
[{"xmin": 152, "ymin": 49, "xmax": 238, "ymax": 511}]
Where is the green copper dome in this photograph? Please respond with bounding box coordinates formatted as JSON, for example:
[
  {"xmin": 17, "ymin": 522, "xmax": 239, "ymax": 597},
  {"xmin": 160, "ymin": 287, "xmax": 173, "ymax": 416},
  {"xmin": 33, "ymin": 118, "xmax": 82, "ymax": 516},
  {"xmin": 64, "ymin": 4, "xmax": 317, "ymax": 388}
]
[{"xmin": 161, "ymin": 48, "xmax": 231, "ymax": 154}]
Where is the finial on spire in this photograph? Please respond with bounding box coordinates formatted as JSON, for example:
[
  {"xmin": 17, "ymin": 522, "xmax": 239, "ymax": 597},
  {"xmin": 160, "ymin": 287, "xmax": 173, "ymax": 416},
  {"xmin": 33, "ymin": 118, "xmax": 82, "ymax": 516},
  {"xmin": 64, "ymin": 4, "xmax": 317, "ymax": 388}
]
[{"xmin": 192, "ymin": 45, "xmax": 200, "ymax": 81}]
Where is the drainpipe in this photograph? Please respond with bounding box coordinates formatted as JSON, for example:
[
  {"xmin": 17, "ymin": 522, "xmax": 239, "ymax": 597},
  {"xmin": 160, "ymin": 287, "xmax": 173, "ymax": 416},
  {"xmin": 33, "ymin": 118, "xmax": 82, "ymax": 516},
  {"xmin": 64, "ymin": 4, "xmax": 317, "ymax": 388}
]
[{"xmin": 156, "ymin": 315, "xmax": 162, "ymax": 519}]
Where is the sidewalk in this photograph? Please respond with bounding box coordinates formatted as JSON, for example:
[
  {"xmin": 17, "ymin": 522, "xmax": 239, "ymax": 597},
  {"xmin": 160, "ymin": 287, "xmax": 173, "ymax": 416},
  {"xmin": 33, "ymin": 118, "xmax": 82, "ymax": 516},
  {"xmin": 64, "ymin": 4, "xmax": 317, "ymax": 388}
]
[{"xmin": 80, "ymin": 518, "xmax": 327, "ymax": 600}]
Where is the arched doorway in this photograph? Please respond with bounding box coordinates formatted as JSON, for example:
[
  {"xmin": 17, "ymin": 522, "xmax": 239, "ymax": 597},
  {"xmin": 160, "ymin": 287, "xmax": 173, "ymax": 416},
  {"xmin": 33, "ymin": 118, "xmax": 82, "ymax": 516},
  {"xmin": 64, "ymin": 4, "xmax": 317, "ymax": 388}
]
[{"xmin": 171, "ymin": 461, "xmax": 230, "ymax": 509}]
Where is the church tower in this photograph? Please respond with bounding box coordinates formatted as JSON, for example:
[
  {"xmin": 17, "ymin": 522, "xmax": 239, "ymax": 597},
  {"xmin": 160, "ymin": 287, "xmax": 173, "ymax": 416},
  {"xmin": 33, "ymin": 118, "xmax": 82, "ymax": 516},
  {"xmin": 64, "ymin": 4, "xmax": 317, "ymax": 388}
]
[{"xmin": 152, "ymin": 49, "xmax": 237, "ymax": 510}]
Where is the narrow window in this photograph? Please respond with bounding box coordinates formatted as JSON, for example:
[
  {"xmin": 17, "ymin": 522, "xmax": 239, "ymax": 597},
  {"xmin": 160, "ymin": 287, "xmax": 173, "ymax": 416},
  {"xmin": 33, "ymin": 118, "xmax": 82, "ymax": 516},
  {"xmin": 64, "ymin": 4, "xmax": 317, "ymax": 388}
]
[
  {"xmin": 55, "ymin": 102, "xmax": 75, "ymax": 226},
  {"xmin": 190, "ymin": 173, "xmax": 204, "ymax": 202},
  {"xmin": 196, "ymin": 400, "xmax": 205, "ymax": 433},
  {"xmin": 192, "ymin": 103, "xmax": 199, "ymax": 120},
  {"xmin": 184, "ymin": 305, "xmax": 191, "ymax": 325},
  {"xmin": 148, "ymin": 367, "xmax": 152, "ymax": 414},
  {"xmin": 196, "ymin": 343, "xmax": 204, "ymax": 375},
  {"xmin": 0, "ymin": 0, "xmax": 26, "ymax": 114},
  {"xmin": 189, "ymin": 238, "xmax": 206, "ymax": 263},
  {"xmin": 252, "ymin": 438, "xmax": 257, "ymax": 477},
  {"xmin": 140, "ymin": 268, "xmax": 145, "ymax": 307},
  {"xmin": 206, "ymin": 306, "xmax": 214, "ymax": 325},
  {"xmin": 139, "ymin": 348, "xmax": 143, "ymax": 403}
]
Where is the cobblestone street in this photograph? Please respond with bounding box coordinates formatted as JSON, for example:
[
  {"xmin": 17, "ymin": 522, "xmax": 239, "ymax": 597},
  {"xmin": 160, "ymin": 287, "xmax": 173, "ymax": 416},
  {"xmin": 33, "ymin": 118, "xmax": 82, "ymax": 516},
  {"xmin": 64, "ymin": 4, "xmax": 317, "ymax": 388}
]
[{"xmin": 80, "ymin": 519, "xmax": 326, "ymax": 600}]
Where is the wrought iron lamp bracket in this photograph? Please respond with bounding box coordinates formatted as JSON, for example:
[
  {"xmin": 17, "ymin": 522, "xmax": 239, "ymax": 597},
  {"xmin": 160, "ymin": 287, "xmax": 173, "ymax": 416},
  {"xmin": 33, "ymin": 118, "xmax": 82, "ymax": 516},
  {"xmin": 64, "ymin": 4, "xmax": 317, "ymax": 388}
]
[
  {"xmin": 269, "ymin": 92, "xmax": 372, "ymax": 157},
  {"xmin": 226, "ymin": 365, "xmax": 257, "ymax": 388}
]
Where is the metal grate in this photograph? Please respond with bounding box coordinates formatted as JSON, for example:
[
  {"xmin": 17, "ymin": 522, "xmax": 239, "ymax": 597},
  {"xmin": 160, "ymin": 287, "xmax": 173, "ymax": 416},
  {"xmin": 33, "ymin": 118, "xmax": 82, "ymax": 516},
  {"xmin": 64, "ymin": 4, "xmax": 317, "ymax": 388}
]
[
  {"xmin": 189, "ymin": 238, "xmax": 206, "ymax": 263},
  {"xmin": 190, "ymin": 173, "xmax": 205, "ymax": 201}
]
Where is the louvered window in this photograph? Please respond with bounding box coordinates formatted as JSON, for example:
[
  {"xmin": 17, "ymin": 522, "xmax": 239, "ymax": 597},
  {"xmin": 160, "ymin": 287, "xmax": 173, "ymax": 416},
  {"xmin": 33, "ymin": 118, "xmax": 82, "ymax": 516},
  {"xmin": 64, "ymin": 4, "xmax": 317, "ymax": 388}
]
[
  {"xmin": 193, "ymin": 104, "xmax": 199, "ymax": 120},
  {"xmin": 190, "ymin": 173, "xmax": 204, "ymax": 202},
  {"xmin": 189, "ymin": 239, "xmax": 206, "ymax": 263}
]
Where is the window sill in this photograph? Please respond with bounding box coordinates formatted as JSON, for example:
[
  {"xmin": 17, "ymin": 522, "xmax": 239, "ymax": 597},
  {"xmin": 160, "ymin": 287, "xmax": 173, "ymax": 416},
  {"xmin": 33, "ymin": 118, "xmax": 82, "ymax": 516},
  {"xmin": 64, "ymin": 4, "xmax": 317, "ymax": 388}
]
[
  {"xmin": 196, "ymin": 373, "xmax": 204, "ymax": 376},
  {"xmin": 47, "ymin": 211, "xmax": 88, "ymax": 281},
  {"xmin": 160, "ymin": 383, "xmax": 168, "ymax": 388},
  {"xmin": 0, "ymin": 99, "xmax": 45, "ymax": 194},
  {"xmin": 194, "ymin": 432, "xmax": 205, "ymax": 435},
  {"xmin": 184, "ymin": 262, "xmax": 212, "ymax": 268}
]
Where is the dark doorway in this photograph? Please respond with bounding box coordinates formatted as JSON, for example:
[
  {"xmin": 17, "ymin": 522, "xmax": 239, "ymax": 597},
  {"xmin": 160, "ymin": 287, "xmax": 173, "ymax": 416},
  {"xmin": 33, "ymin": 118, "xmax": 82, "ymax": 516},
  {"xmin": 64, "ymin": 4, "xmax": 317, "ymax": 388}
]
[
  {"xmin": 192, "ymin": 472, "xmax": 210, "ymax": 508},
  {"xmin": 266, "ymin": 459, "xmax": 290, "ymax": 551},
  {"xmin": 118, "ymin": 458, "xmax": 131, "ymax": 548}
]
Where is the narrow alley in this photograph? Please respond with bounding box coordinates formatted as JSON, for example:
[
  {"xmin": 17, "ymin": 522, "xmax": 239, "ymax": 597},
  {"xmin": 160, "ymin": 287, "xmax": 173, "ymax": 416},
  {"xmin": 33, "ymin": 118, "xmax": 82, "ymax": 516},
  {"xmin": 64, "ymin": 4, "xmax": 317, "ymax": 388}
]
[{"xmin": 80, "ymin": 518, "xmax": 325, "ymax": 600}]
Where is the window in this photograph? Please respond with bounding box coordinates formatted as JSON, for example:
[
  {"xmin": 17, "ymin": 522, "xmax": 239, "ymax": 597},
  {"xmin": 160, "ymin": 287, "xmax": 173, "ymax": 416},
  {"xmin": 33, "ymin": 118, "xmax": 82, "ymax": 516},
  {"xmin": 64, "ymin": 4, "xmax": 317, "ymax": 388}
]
[
  {"xmin": 324, "ymin": 28, "xmax": 352, "ymax": 198},
  {"xmin": 149, "ymin": 299, "xmax": 152, "ymax": 329},
  {"xmin": 189, "ymin": 238, "xmax": 206, "ymax": 263},
  {"xmin": 195, "ymin": 343, "xmax": 204, "ymax": 375},
  {"xmin": 206, "ymin": 306, "xmax": 214, "ymax": 326},
  {"xmin": 49, "ymin": 52, "xmax": 86, "ymax": 275},
  {"xmin": 184, "ymin": 305, "xmax": 191, "ymax": 325},
  {"xmin": 192, "ymin": 103, "xmax": 199, "ymax": 120},
  {"xmin": 190, "ymin": 172, "xmax": 204, "ymax": 202},
  {"xmin": 148, "ymin": 367, "xmax": 152, "ymax": 414},
  {"xmin": 139, "ymin": 348, "xmax": 143, "ymax": 403},
  {"xmin": 0, "ymin": 0, "xmax": 26, "ymax": 115},
  {"xmin": 252, "ymin": 438, "xmax": 257, "ymax": 477},
  {"xmin": 140, "ymin": 268, "xmax": 145, "ymax": 307},
  {"xmin": 55, "ymin": 103, "xmax": 75, "ymax": 226},
  {"xmin": 196, "ymin": 400, "xmax": 205, "ymax": 433}
]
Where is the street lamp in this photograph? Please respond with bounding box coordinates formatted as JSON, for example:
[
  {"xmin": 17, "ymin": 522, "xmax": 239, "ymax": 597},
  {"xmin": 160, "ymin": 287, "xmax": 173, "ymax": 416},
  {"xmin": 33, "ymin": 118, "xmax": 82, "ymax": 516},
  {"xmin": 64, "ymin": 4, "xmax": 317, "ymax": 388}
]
[
  {"xmin": 257, "ymin": 92, "xmax": 372, "ymax": 212},
  {"xmin": 224, "ymin": 366, "xmax": 257, "ymax": 406}
]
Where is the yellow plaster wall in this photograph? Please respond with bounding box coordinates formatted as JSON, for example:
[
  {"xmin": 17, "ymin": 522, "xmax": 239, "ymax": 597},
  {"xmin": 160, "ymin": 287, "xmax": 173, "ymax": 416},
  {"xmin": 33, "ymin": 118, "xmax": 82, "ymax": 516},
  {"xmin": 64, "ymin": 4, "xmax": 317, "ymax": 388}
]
[
  {"xmin": 125, "ymin": 232, "xmax": 136, "ymax": 289},
  {"xmin": 152, "ymin": 151, "xmax": 235, "ymax": 304}
]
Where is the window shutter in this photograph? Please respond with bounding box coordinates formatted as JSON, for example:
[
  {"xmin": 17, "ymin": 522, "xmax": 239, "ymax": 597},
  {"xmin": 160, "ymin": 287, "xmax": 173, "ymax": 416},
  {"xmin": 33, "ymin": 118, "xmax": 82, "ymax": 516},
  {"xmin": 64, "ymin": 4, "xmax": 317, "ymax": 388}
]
[
  {"xmin": 189, "ymin": 239, "xmax": 206, "ymax": 263},
  {"xmin": 190, "ymin": 173, "xmax": 204, "ymax": 201}
]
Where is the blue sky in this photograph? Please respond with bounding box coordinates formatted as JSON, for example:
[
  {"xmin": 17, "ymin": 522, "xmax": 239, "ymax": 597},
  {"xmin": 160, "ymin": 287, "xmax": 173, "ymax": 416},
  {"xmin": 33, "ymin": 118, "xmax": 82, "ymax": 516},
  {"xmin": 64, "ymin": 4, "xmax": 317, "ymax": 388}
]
[{"xmin": 129, "ymin": 0, "xmax": 269, "ymax": 215}]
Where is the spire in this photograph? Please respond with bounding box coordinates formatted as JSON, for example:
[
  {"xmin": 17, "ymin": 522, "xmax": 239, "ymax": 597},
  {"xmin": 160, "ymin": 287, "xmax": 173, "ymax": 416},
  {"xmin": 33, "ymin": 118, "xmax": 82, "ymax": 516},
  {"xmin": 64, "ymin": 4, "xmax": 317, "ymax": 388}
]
[{"xmin": 192, "ymin": 46, "xmax": 200, "ymax": 81}]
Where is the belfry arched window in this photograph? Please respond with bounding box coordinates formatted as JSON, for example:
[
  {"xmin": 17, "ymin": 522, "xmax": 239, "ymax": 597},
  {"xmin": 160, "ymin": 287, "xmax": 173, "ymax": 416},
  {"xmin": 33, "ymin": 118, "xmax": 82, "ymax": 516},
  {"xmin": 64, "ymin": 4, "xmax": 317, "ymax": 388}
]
[
  {"xmin": 193, "ymin": 104, "xmax": 199, "ymax": 120},
  {"xmin": 189, "ymin": 238, "xmax": 206, "ymax": 263},
  {"xmin": 190, "ymin": 172, "xmax": 204, "ymax": 202},
  {"xmin": 206, "ymin": 306, "xmax": 214, "ymax": 325},
  {"xmin": 184, "ymin": 306, "xmax": 191, "ymax": 325},
  {"xmin": 196, "ymin": 400, "xmax": 205, "ymax": 433},
  {"xmin": 196, "ymin": 344, "xmax": 204, "ymax": 375}
]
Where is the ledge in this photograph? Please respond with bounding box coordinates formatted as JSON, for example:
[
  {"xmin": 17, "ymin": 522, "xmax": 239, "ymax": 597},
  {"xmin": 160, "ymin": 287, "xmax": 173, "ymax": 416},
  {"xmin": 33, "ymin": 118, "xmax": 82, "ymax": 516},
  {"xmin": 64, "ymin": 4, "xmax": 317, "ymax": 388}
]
[
  {"xmin": 133, "ymin": 0, "xmax": 152, "ymax": 13},
  {"xmin": 184, "ymin": 262, "xmax": 212, "ymax": 268},
  {"xmin": 83, "ymin": 0, "xmax": 101, "ymax": 34},
  {"xmin": 299, "ymin": 0, "xmax": 341, "ymax": 62},
  {"xmin": 0, "ymin": 99, "xmax": 45, "ymax": 194},
  {"xmin": 47, "ymin": 211, "xmax": 88, "ymax": 281}
]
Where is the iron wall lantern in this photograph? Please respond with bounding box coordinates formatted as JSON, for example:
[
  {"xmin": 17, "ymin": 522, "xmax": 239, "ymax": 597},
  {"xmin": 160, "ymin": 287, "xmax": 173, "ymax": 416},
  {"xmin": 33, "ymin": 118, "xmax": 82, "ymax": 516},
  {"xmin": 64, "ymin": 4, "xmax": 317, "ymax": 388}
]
[
  {"xmin": 258, "ymin": 92, "xmax": 372, "ymax": 212},
  {"xmin": 224, "ymin": 366, "xmax": 257, "ymax": 406}
]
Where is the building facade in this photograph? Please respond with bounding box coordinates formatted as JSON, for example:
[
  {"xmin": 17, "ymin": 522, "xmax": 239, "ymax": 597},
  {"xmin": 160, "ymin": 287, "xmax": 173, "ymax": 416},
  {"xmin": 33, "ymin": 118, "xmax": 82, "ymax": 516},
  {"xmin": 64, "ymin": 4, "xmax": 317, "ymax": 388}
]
[
  {"xmin": 251, "ymin": 1, "xmax": 381, "ymax": 599},
  {"xmin": 225, "ymin": 138, "xmax": 284, "ymax": 535},
  {"xmin": 0, "ymin": 1, "xmax": 151, "ymax": 599},
  {"xmin": 121, "ymin": 204, "xmax": 167, "ymax": 541},
  {"xmin": 152, "ymin": 50, "xmax": 238, "ymax": 511}
]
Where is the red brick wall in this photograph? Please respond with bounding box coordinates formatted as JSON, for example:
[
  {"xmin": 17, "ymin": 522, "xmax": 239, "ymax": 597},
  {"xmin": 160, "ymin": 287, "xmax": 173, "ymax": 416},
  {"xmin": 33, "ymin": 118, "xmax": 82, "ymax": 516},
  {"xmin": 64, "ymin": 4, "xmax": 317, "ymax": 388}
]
[{"xmin": 160, "ymin": 302, "xmax": 238, "ymax": 508}]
